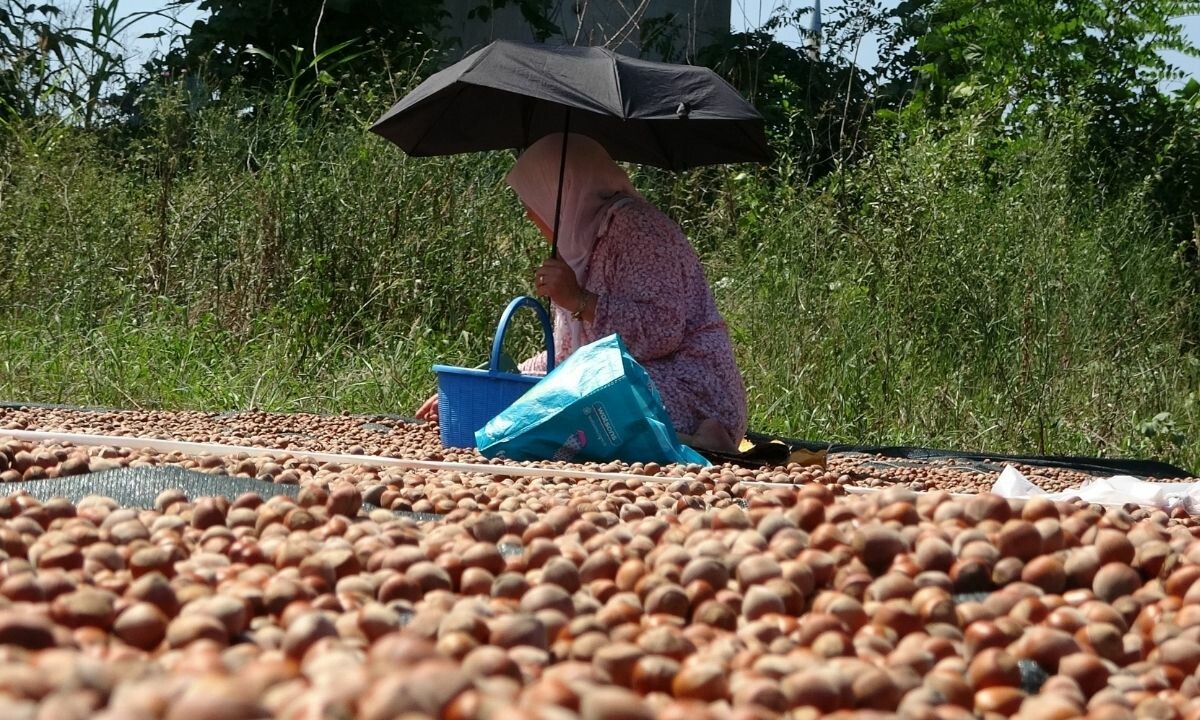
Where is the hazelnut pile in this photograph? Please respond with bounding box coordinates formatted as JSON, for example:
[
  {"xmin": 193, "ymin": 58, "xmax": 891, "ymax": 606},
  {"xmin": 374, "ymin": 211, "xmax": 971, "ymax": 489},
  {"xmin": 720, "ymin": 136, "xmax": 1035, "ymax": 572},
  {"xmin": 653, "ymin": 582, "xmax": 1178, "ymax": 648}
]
[
  {"xmin": 2, "ymin": 419, "xmax": 1200, "ymax": 719},
  {"xmin": 5, "ymin": 406, "xmax": 1194, "ymax": 493}
]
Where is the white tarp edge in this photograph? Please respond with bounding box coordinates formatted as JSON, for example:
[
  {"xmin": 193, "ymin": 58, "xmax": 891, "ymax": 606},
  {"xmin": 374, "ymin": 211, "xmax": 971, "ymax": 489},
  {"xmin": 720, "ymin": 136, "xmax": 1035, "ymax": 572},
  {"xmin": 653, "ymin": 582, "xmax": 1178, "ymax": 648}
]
[{"xmin": 992, "ymin": 464, "xmax": 1200, "ymax": 512}]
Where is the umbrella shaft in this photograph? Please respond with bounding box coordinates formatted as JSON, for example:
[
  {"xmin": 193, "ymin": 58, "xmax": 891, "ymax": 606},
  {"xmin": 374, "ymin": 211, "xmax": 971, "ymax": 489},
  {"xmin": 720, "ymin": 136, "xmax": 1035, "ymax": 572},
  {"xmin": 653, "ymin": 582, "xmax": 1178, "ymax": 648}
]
[{"xmin": 550, "ymin": 111, "xmax": 571, "ymax": 260}]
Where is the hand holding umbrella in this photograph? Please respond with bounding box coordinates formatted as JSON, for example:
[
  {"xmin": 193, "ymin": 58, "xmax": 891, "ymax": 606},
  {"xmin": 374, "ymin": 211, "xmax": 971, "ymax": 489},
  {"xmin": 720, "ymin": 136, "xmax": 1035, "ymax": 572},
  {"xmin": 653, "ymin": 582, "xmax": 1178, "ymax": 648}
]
[{"xmin": 534, "ymin": 257, "xmax": 593, "ymax": 320}]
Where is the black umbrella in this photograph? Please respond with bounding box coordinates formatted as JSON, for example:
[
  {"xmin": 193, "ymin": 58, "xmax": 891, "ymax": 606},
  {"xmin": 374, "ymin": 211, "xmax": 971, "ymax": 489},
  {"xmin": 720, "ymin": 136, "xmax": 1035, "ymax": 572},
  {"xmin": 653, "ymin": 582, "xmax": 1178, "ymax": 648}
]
[
  {"xmin": 371, "ymin": 40, "xmax": 770, "ymax": 170},
  {"xmin": 369, "ymin": 40, "xmax": 770, "ymax": 253}
]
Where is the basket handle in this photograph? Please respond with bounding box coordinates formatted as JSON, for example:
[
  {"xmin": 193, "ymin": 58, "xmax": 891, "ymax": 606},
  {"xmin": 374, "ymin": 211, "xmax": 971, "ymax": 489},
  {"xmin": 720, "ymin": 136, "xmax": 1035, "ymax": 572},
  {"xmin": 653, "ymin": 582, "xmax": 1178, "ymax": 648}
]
[{"xmin": 490, "ymin": 296, "xmax": 556, "ymax": 374}]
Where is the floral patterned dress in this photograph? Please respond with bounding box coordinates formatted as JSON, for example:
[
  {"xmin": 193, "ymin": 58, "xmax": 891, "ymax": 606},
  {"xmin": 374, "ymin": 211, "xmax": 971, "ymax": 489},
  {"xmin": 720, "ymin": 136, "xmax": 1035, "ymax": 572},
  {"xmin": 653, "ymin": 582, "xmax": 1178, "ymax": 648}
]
[{"xmin": 520, "ymin": 200, "xmax": 748, "ymax": 442}]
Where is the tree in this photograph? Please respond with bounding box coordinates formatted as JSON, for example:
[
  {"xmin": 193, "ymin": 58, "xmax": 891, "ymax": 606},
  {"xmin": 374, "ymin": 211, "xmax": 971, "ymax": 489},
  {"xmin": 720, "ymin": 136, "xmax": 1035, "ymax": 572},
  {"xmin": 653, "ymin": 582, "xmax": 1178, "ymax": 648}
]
[
  {"xmin": 698, "ymin": 28, "xmax": 872, "ymax": 182},
  {"xmin": 465, "ymin": 0, "xmax": 559, "ymax": 42},
  {"xmin": 874, "ymin": 0, "xmax": 1200, "ymax": 250},
  {"xmin": 158, "ymin": 0, "xmax": 448, "ymax": 87},
  {"xmin": 874, "ymin": 0, "xmax": 1200, "ymax": 130}
]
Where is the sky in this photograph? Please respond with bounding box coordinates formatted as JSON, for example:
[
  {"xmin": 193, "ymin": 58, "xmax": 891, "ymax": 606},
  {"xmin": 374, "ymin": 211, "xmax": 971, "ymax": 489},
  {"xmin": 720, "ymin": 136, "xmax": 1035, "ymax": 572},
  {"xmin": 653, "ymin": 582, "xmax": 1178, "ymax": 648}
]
[{"xmin": 118, "ymin": 0, "xmax": 1200, "ymax": 91}]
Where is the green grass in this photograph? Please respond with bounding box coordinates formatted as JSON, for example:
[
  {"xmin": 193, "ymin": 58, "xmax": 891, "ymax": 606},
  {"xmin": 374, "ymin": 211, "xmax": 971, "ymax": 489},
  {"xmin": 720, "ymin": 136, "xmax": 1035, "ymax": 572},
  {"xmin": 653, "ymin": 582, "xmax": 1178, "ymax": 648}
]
[{"xmin": 1, "ymin": 89, "xmax": 1196, "ymax": 470}]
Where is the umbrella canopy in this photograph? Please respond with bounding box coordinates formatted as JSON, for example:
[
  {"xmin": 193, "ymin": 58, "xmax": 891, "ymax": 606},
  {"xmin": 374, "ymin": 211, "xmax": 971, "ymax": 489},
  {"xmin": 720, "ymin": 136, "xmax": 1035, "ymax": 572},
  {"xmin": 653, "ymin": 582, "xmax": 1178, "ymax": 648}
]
[{"xmin": 369, "ymin": 40, "xmax": 771, "ymax": 171}]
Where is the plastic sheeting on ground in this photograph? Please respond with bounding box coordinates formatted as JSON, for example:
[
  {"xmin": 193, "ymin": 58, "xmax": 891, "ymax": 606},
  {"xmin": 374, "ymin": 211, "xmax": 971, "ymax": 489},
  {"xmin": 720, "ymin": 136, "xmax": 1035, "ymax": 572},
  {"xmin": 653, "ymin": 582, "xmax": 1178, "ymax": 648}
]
[
  {"xmin": 2, "ymin": 465, "xmax": 457, "ymax": 520},
  {"xmin": 992, "ymin": 465, "xmax": 1200, "ymax": 512},
  {"xmin": 744, "ymin": 429, "xmax": 1195, "ymax": 479}
]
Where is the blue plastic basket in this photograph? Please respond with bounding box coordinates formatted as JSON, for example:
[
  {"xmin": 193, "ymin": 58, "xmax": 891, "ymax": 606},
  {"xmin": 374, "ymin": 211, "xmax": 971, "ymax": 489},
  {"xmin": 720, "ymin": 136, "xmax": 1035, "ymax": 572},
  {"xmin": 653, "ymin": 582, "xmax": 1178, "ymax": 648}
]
[{"xmin": 432, "ymin": 296, "xmax": 556, "ymax": 448}]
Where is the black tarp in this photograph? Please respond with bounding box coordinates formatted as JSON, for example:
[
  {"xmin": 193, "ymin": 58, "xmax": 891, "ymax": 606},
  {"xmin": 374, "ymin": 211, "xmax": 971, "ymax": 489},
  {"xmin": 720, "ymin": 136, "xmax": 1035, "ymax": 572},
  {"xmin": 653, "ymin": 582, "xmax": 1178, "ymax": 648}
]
[{"xmin": 743, "ymin": 430, "xmax": 1195, "ymax": 479}]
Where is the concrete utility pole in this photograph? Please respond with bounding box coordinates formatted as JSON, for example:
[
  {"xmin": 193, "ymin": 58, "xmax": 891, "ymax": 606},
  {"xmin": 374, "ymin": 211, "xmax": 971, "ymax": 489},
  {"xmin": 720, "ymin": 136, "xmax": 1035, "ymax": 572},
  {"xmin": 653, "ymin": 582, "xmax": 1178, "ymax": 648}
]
[
  {"xmin": 441, "ymin": 0, "xmax": 732, "ymax": 60},
  {"xmin": 806, "ymin": 0, "xmax": 822, "ymax": 60}
]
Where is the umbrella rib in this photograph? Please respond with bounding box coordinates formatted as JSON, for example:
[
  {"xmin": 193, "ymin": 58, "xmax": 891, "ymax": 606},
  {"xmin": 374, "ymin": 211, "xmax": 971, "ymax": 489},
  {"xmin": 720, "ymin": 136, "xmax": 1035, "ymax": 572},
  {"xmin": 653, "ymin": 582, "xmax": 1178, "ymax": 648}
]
[
  {"xmin": 408, "ymin": 82, "xmax": 475, "ymax": 155},
  {"xmin": 463, "ymin": 43, "xmax": 495, "ymax": 74},
  {"xmin": 733, "ymin": 120, "xmax": 771, "ymax": 164},
  {"xmin": 402, "ymin": 44, "xmax": 499, "ymax": 153},
  {"xmin": 610, "ymin": 52, "xmax": 626, "ymax": 120},
  {"xmin": 384, "ymin": 43, "xmax": 495, "ymax": 123},
  {"xmin": 645, "ymin": 121, "xmax": 674, "ymax": 170},
  {"xmin": 521, "ymin": 95, "xmax": 532, "ymax": 149}
]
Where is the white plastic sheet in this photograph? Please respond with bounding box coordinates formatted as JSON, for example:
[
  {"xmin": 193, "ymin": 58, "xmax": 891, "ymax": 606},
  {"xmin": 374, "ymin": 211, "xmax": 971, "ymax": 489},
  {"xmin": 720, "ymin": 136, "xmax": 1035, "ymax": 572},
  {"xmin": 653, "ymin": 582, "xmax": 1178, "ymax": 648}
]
[{"xmin": 992, "ymin": 464, "xmax": 1200, "ymax": 513}]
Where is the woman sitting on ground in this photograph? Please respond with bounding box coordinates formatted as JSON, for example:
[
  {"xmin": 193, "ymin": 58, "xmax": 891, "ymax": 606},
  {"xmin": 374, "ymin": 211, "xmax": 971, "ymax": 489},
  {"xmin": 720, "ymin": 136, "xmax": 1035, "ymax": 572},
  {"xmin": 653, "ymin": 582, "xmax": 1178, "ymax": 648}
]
[{"xmin": 417, "ymin": 133, "xmax": 747, "ymax": 452}]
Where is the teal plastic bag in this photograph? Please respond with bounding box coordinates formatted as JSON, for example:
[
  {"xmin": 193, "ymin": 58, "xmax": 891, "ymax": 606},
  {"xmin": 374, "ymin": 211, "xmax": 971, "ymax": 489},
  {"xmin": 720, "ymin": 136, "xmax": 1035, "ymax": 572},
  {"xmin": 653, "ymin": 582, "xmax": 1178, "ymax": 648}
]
[{"xmin": 475, "ymin": 334, "xmax": 710, "ymax": 466}]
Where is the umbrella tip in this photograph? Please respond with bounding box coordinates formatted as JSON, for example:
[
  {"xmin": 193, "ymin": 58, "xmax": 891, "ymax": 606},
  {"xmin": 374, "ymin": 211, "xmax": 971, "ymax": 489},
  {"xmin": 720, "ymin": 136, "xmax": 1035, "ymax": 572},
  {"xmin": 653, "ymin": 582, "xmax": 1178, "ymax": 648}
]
[{"xmin": 676, "ymin": 102, "xmax": 690, "ymax": 119}]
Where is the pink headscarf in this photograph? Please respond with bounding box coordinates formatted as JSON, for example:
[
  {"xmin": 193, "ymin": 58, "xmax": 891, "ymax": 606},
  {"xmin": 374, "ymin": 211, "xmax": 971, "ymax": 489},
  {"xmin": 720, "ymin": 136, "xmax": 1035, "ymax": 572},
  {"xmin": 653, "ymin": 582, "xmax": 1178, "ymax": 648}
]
[{"xmin": 506, "ymin": 133, "xmax": 642, "ymax": 349}]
